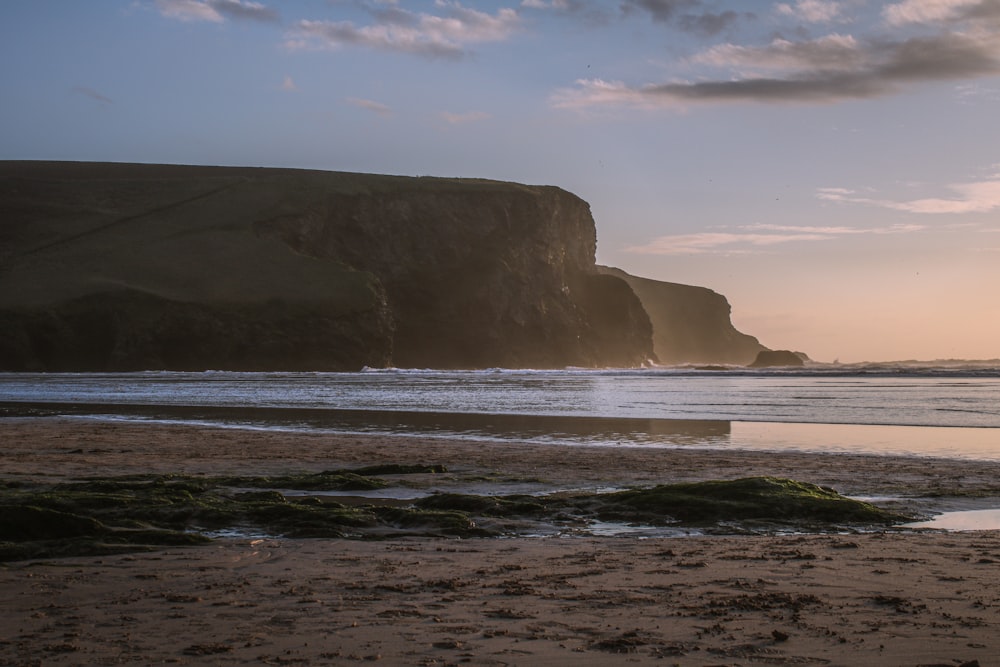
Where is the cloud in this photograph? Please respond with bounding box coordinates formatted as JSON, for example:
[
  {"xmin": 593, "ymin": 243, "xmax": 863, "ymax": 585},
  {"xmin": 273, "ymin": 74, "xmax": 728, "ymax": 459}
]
[
  {"xmin": 692, "ymin": 33, "xmax": 863, "ymax": 71},
  {"xmin": 155, "ymin": 0, "xmax": 278, "ymax": 23},
  {"xmin": 72, "ymin": 86, "xmax": 113, "ymax": 105},
  {"xmin": 155, "ymin": 0, "xmax": 221, "ymax": 22},
  {"xmin": 211, "ymin": 0, "xmax": 278, "ymax": 22},
  {"xmin": 883, "ymin": 0, "xmax": 984, "ymax": 26},
  {"xmin": 522, "ymin": 0, "xmax": 570, "ymax": 8},
  {"xmin": 519, "ymin": 0, "xmax": 615, "ymax": 27},
  {"xmin": 280, "ymin": 75, "xmax": 298, "ymax": 92},
  {"xmin": 626, "ymin": 231, "xmax": 831, "ymax": 255},
  {"xmin": 625, "ymin": 222, "xmax": 926, "ymax": 255},
  {"xmin": 819, "ymin": 178, "xmax": 1000, "ymax": 214},
  {"xmin": 521, "ymin": 0, "xmax": 611, "ymax": 21},
  {"xmin": 676, "ymin": 11, "xmax": 746, "ymax": 36},
  {"xmin": 288, "ymin": 2, "xmax": 521, "ymax": 60},
  {"xmin": 775, "ymin": 0, "xmax": 846, "ymax": 24},
  {"xmin": 554, "ymin": 0, "xmax": 1000, "ymax": 108},
  {"xmin": 954, "ymin": 81, "xmax": 1000, "ymax": 102},
  {"xmin": 347, "ymin": 97, "xmax": 392, "ymax": 116},
  {"xmin": 620, "ymin": 0, "xmax": 752, "ymax": 36},
  {"xmin": 620, "ymin": 0, "xmax": 699, "ymax": 23},
  {"xmin": 439, "ymin": 110, "xmax": 492, "ymax": 124}
]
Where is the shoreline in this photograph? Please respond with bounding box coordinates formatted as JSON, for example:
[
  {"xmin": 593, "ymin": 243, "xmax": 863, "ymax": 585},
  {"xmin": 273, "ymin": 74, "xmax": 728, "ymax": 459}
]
[
  {"xmin": 4, "ymin": 417, "xmax": 1000, "ymax": 507},
  {"xmin": 3, "ymin": 417, "xmax": 1000, "ymax": 664},
  {"xmin": 5, "ymin": 400, "xmax": 1000, "ymax": 464}
]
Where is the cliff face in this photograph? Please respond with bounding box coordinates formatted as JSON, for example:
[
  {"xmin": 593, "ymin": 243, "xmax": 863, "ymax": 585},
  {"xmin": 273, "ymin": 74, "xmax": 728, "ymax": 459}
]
[
  {"xmin": 253, "ymin": 175, "xmax": 653, "ymax": 368},
  {"xmin": 0, "ymin": 161, "xmax": 653, "ymax": 371},
  {"xmin": 598, "ymin": 266, "xmax": 768, "ymax": 365}
]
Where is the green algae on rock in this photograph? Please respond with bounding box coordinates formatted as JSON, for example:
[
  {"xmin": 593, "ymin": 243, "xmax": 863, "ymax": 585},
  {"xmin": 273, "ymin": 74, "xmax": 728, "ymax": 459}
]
[
  {"xmin": 0, "ymin": 474, "xmax": 912, "ymax": 562},
  {"xmin": 219, "ymin": 471, "xmax": 390, "ymax": 492},
  {"xmin": 573, "ymin": 477, "xmax": 905, "ymax": 526},
  {"xmin": 217, "ymin": 464, "xmax": 447, "ymax": 492},
  {"xmin": 416, "ymin": 477, "xmax": 908, "ymax": 531},
  {"xmin": 0, "ymin": 469, "xmax": 484, "ymax": 561},
  {"xmin": 0, "ymin": 502, "xmax": 210, "ymax": 562},
  {"xmin": 415, "ymin": 493, "xmax": 546, "ymax": 517}
]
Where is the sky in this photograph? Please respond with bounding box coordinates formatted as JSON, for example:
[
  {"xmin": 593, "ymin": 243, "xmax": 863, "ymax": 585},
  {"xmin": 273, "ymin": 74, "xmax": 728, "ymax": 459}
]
[{"xmin": 2, "ymin": 0, "xmax": 1000, "ymax": 363}]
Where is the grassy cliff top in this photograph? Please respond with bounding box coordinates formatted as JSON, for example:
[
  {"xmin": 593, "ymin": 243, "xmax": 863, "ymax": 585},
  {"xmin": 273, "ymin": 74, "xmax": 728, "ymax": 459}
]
[{"xmin": 0, "ymin": 161, "xmax": 573, "ymax": 309}]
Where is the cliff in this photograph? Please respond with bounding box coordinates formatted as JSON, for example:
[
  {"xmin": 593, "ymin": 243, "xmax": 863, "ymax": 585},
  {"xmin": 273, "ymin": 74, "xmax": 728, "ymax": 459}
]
[
  {"xmin": 0, "ymin": 161, "xmax": 653, "ymax": 371},
  {"xmin": 598, "ymin": 266, "xmax": 768, "ymax": 366}
]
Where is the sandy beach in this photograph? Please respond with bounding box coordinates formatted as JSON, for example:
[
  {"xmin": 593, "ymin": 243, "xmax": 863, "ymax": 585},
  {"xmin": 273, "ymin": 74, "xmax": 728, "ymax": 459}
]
[{"xmin": 2, "ymin": 417, "xmax": 999, "ymax": 665}]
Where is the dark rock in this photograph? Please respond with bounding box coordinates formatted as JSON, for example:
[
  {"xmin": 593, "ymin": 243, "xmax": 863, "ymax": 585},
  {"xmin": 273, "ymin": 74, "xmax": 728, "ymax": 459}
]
[
  {"xmin": 415, "ymin": 492, "xmax": 545, "ymax": 517},
  {"xmin": 0, "ymin": 161, "xmax": 654, "ymax": 370},
  {"xmin": 575, "ymin": 477, "xmax": 908, "ymax": 526},
  {"xmin": 590, "ymin": 630, "xmax": 649, "ymax": 654},
  {"xmin": 254, "ymin": 170, "xmax": 654, "ymax": 369},
  {"xmin": 748, "ymin": 349, "xmax": 806, "ymax": 368},
  {"xmin": 598, "ymin": 266, "xmax": 767, "ymax": 365},
  {"xmin": 0, "ymin": 505, "xmax": 106, "ymax": 541},
  {"xmin": 353, "ymin": 464, "xmax": 447, "ymax": 475}
]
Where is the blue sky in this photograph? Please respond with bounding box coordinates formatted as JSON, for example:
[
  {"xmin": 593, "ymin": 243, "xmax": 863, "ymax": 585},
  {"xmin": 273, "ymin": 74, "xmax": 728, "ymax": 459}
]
[{"xmin": 2, "ymin": 0, "xmax": 1000, "ymax": 362}]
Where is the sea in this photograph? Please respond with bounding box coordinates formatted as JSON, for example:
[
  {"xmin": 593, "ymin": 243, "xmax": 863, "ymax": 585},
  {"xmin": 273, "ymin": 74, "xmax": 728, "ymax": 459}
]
[{"xmin": 2, "ymin": 362, "xmax": 999, "ymax": 462}]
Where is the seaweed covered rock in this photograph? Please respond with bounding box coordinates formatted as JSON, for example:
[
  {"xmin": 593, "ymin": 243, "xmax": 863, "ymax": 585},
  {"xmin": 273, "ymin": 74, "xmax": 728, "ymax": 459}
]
[
  {"xmin": 416, "ymin": 493, "xmax": 545, "ymax": 517},
  {"xmin": 0, "ymin": 504, "xmax": 106, "ymax": 541},
  {"xmin": 221, "ymin": 471, "xmax": 389, "ymax": 492},
  {"xmin": 579, "ymin": 477, "xmax": 902, "ymax": 526},
  {"xmin": 0, "ymin": 473, "xmax": 912, "ymax": 562}
]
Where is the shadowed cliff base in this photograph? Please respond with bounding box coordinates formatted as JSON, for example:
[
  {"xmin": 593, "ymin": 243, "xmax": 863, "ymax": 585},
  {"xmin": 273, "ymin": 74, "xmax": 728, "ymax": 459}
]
[
  {"xmin": 0, "ymin": 161, "xmax": 776, "ymax": 370},
  {"xmin": 598, "ymin": 266, "xmax": 767, "ymax": 366}
]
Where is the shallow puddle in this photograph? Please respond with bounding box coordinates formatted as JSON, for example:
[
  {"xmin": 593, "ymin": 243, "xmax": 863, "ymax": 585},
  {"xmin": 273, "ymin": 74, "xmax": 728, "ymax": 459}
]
[
  {"xmin": 281, "ymin": 488, "xmax": 426, "ymax": 500},
  {"xmin": 904, "ymin": 509, "xmax": 1000, "ymax": 531},
  {"xmin": 562, "ymin": 521, "xmax": 702, "ymax": 538}
]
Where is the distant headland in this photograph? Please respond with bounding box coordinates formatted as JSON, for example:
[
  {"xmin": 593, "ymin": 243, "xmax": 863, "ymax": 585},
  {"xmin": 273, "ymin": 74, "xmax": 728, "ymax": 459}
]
[{"xmin": 0, "ymin": 161, "xmax": 784, "ymax": 371}]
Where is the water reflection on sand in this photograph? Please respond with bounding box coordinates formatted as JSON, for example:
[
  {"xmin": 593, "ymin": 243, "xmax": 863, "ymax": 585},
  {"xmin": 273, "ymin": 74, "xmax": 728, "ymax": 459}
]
[
  {"xmin": 905, "ymin": 509, "xmax": 1000, "ymax": 531},
  {"xmin": 731, "ymin": 421, "xmax": 1000, "ymax": 461},
  {"xmin": 4, "ymin": 400, "xmax": 999, "ymax": 461}
]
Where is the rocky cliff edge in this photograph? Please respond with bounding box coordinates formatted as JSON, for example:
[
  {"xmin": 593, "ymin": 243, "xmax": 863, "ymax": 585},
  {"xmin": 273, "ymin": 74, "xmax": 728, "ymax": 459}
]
[
  {"xmin": 0, "ymin": 162, "xmax": 653, "ymax": 371},
  {"xmin": 598, "ymin": 266, "xmax": 768, "ymax": 366}
]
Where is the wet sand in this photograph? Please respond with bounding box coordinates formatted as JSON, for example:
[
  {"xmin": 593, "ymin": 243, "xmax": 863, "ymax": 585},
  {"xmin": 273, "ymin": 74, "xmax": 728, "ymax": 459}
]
[{"xmin": 2, "ymin": 417, "xmax": 1000, "ymax": 665}]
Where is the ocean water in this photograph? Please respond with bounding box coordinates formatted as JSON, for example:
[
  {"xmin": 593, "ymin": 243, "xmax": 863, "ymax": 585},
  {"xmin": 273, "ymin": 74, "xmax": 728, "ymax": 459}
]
[{"xmin": 2, "ymin": 363, "xmax": 999, "ymax": 461}]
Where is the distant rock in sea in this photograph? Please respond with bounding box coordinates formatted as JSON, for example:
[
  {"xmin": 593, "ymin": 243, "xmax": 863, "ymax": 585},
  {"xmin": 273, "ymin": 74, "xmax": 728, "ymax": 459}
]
[
  {"xmin": 0, "ymin": 161, "xmax": 785, "ymax": 371},
  {"xmin": 748, "ymin": 350, "xmax": 807, "ymax": 368}
]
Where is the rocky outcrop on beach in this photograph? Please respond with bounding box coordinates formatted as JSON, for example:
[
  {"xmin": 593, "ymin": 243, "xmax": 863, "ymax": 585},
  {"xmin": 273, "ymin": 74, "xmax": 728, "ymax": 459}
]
[
  {"xmin": 0, "ymin": 161, "xmax": 653, "ymax": 370},
  {"xmin": 598, "ymin": 266, "xmax": 768, "ymax": 365}
]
